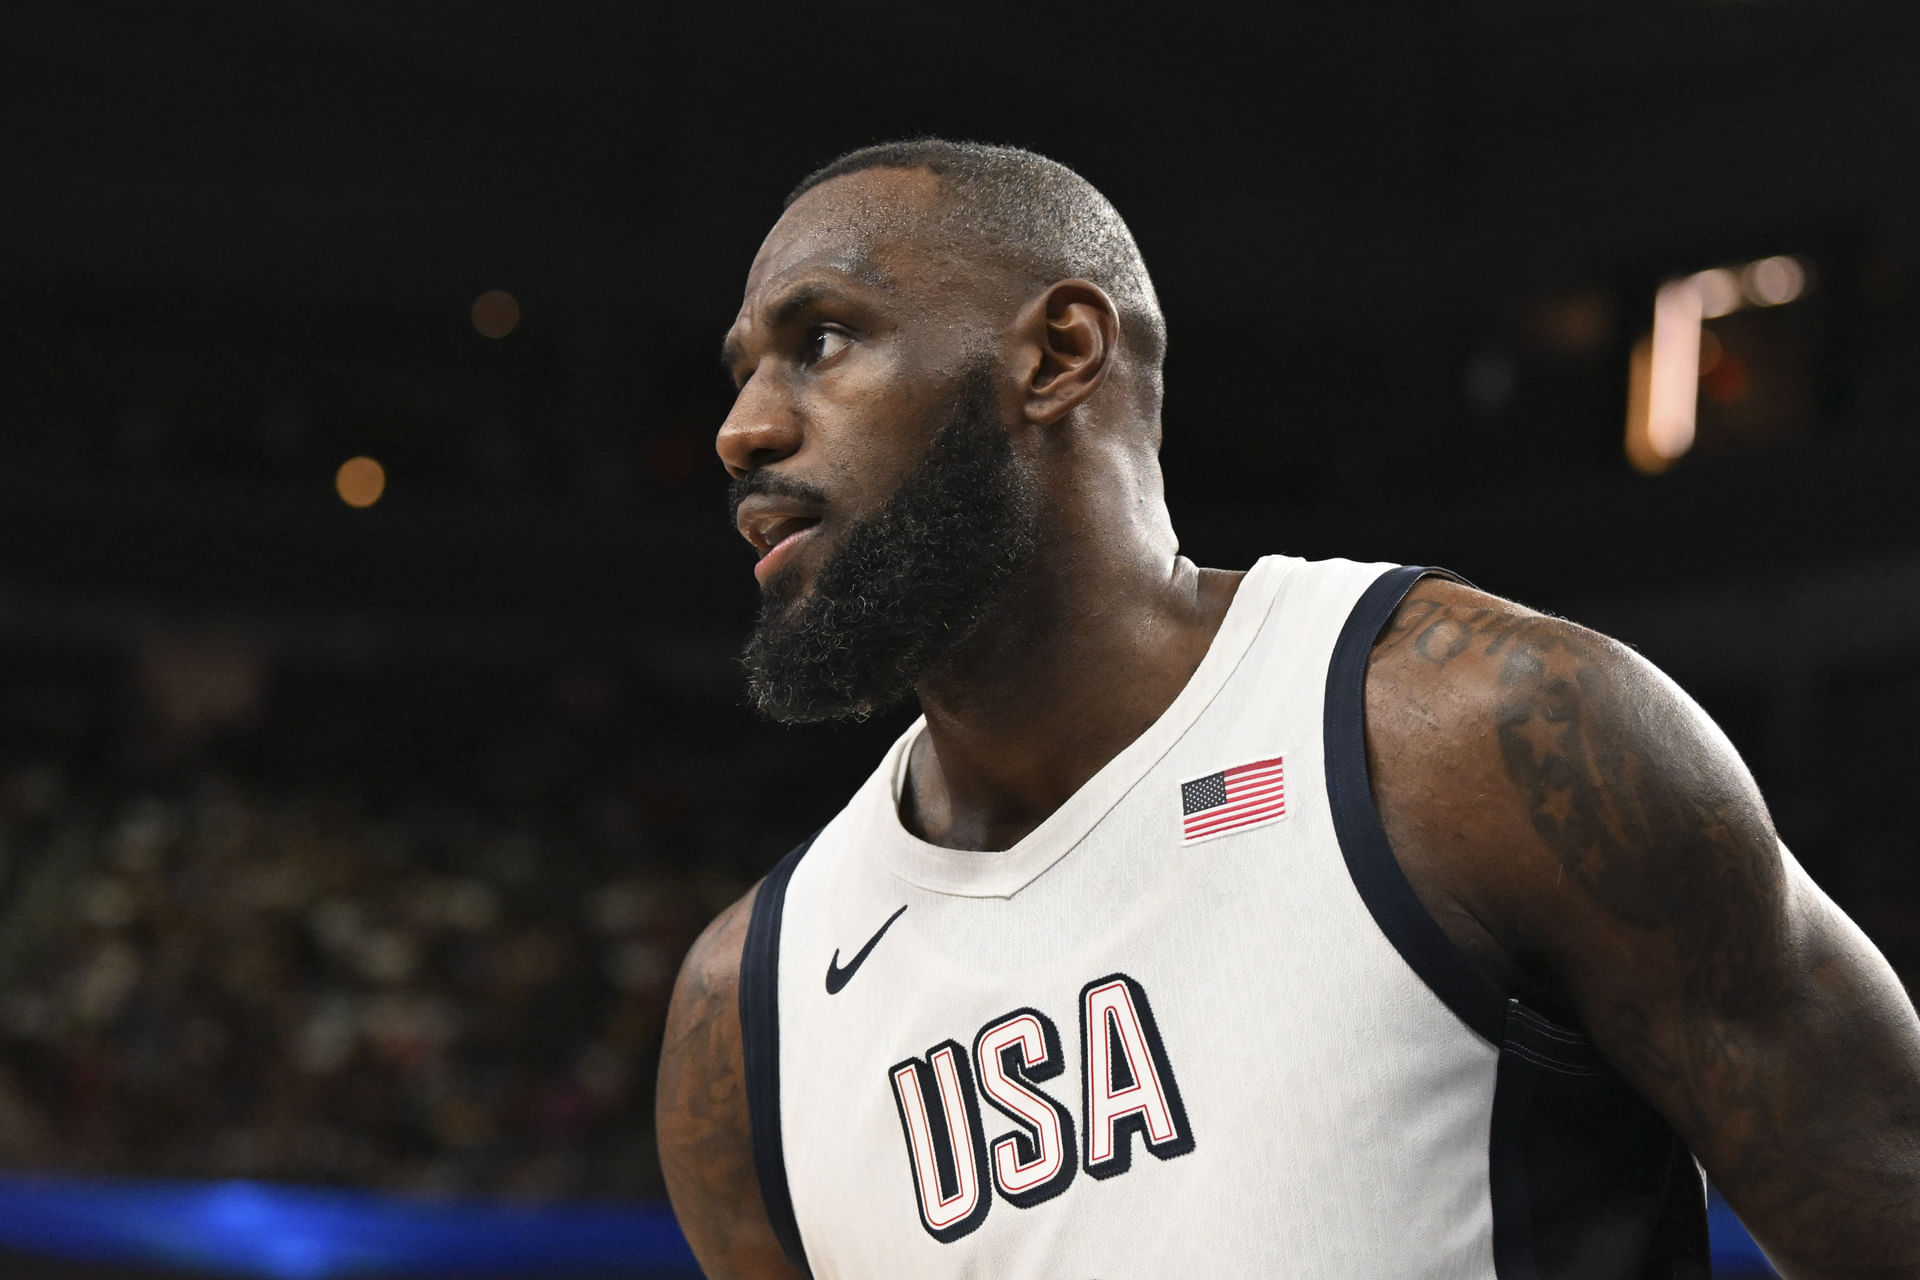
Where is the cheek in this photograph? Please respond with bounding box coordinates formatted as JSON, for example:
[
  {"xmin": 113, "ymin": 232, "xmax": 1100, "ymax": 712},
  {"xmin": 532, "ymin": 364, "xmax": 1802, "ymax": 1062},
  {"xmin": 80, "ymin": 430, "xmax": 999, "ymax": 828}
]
[{"xmin": 814, "ymin": 391, "xmax": 941, "ymax": 498}]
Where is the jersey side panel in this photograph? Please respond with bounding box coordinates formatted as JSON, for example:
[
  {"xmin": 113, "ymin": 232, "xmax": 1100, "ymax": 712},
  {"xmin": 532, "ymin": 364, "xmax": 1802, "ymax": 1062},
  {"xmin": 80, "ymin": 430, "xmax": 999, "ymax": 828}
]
[{"xmin": 1315, "ymin": 566, "xmax": 1710, "ymax": 1276}]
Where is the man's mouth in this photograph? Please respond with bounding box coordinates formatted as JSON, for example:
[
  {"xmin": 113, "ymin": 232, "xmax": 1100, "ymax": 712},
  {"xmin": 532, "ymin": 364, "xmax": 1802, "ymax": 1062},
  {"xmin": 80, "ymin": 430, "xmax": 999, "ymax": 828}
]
[
  {"xmin": 734, "ymin": 488, "xmax": 829, "ymax": 585},
  {"xmin": 755, "ymin": 515, "xmax": 821, "ymax": 559},
  {"xmin": 752, "ymin": 519, "xmax": 821, "ymax": 585},
  {"xmin": 735, "ymin": 499, "xmax": 825, "ymax": 587}
]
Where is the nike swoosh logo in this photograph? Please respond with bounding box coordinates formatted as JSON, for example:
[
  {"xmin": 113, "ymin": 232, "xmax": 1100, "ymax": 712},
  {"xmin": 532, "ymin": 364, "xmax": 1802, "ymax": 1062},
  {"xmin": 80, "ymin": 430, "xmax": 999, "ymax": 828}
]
[{"xmin": 825, "ymin": 904, "xmax": 908, "ymax": 994}]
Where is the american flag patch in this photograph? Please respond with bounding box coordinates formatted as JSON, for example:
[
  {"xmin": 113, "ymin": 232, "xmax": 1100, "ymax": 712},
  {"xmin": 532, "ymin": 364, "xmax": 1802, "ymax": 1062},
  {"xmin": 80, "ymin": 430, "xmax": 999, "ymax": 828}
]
[{"xmin": 1179, "ymin": 756, "xmax": 1286, "ymax": 844}]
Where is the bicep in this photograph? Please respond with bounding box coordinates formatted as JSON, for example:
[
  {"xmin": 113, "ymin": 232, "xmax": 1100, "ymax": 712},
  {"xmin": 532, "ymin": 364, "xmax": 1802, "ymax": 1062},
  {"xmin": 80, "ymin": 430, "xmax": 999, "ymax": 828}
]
[
  {"xmin": 1450, "ymin": 613, "xmax": 1920, "ymax": 1273},
  {"xmin": 1372, "ymin": 584, "xmax": 1920, "ymax": 1274},
  {"xmin": 1588, "ymin": 837, "xmax": 1920, "ymax": 1276},
  {"xmin": 656, "ymin": 886, "xmax": 808, "ymax": 1280}
]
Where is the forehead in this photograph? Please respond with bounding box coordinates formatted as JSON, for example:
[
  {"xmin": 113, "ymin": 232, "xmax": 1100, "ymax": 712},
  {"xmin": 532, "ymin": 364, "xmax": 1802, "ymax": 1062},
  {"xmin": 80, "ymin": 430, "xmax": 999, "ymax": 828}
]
[{"xmin": 740, "ymin": 167, "xmax": 949, "ymax": 305}]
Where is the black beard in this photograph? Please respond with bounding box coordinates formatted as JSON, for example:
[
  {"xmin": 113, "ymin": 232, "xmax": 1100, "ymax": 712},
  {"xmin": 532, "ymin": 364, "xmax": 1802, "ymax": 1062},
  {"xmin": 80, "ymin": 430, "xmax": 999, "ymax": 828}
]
[{"xmin": 736, "ymin": 363, "xmax": 1038, "ymax": 724}]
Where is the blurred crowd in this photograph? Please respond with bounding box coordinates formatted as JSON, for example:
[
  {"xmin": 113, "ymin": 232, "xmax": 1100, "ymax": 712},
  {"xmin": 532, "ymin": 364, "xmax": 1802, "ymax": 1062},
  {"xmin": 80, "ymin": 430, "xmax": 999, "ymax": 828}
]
[
  {"xmin": 0, "ymin": 649, "xmax": 881, "ymax": 1202},
  {"xmin": 0, "ymin": 627, "xmax": 1912, "ymax": 1204}
]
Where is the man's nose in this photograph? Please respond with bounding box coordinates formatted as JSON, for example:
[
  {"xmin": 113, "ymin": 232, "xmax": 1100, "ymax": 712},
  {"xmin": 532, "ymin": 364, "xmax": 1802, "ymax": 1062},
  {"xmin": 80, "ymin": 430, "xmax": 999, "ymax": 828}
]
[{"xmin": 716, "ymin": 374, "xmax": 802, "ymax": 478}]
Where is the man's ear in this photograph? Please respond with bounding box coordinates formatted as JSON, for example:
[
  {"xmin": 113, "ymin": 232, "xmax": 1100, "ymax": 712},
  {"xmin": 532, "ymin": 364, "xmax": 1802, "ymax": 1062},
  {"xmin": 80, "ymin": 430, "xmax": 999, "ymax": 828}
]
[{"xmin": 1015, "ymin": 279, "xmax": 1120, "ymax": 426}]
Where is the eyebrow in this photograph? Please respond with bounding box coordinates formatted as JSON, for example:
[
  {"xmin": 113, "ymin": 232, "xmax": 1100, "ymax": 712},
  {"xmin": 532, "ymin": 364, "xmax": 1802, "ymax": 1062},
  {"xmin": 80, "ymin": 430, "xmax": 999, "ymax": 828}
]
[
  {"xmin": 720, "ymin": 284, "xmax": 839, "ymax": 376},
  {"xmin": 718, "ymin": 265, "xmax": 894, "ymax": 377}
]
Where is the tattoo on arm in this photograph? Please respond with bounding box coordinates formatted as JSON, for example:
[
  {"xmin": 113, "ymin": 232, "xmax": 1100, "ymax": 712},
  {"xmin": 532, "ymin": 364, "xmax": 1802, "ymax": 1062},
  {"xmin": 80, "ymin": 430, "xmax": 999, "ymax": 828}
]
[
  {"xmin": 1378, "ymin": 583, "xmax": 1920, "ymax": 1277},
  {"xmin": 656, "ymin": 890, "xmax": 804, "ymax": 1280}
]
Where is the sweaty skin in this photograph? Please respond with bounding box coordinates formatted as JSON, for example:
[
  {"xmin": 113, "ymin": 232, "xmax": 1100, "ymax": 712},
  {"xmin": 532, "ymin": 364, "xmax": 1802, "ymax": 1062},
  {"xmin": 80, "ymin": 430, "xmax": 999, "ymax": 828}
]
[{"xmin": 658, "ymin": 167, "xmax": 1920, "ymax": 1279}]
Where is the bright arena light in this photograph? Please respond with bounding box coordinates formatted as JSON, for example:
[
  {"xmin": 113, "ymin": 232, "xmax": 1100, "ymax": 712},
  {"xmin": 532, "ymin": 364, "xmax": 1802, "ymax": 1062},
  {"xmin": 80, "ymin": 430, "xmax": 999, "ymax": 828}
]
[
  {"xmin": 1645, "ymin": 277, "xmax": 1704, "ymax": 463},
  {"xmin": 1626, "ymin": 252, "xmax": 1811, "ymax": 473},
  {"xmin": 1689, "ymin": 268, "xmax": 1743, "ymax": 319},
  {"xmin": 335, "ymin": 456, "xmax": 387, "ymax": 508}
]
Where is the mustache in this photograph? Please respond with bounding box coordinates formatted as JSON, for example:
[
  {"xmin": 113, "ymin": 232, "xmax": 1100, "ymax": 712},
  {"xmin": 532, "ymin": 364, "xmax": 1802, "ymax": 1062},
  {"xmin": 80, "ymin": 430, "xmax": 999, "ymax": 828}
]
[{"xmin": 727, "ymin": 469, "xmax": 832, "ymax": 527}]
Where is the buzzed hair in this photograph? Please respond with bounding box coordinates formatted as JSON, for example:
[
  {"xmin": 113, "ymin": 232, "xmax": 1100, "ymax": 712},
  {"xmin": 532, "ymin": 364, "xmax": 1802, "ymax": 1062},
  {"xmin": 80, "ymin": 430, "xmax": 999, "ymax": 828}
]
[{"xmin": 788, "ymin": 140, "xmax": 1167, "ymax": 409}]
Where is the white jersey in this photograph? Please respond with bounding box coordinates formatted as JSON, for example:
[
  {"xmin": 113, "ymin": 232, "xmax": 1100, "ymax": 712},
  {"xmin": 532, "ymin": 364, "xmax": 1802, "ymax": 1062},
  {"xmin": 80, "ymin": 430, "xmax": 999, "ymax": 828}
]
[{"xmin": 737, "ymin": 556, "xmax": 1706, "ymax": 1279}]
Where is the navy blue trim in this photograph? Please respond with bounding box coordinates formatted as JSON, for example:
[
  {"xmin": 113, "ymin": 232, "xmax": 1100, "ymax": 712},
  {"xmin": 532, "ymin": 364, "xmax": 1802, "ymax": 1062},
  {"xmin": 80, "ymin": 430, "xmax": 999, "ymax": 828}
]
[
  {"xmin": 1490, "ymin": 1004, "xmax": 1710, "ymax": 1278},
  {"xmin": 1323, "ymin": 564, "xmax": 1510, "ymax": 1044},
  {"xmin": 1322, "ymin": 564, "xmax": 1709, "ymax": 1276},
  {"xmin": 738, "ymin": 834, "xmax": 817, "ymax": 1278},
  {"xmin": 1488, "ymin": 1048, "xmax": 1543, "ymax": 1280}
]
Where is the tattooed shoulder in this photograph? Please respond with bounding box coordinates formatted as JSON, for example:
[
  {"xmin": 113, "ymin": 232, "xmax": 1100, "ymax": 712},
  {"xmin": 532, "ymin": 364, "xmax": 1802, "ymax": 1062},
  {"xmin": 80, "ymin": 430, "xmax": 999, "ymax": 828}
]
[
  {"xmin": 1363, "ymin": 579, "xmax": 1593, "ymax": 997},
  {"xmin": 1372, "ymin": 575, "xmax": 1558, "ymax": 668},
  {"xmin": 1371, "ymin": 576, "xmax": 1780, "ymax": 943},
  {"xmin": 1369, "ymin": 577, "xmax": 1920, "ymax": 1274}
]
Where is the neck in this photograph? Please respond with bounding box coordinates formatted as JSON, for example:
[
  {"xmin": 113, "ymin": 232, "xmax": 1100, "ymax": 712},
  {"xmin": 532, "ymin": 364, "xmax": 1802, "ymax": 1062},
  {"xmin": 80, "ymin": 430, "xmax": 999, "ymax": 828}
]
[{"xmin": 901, "ymin": 545, "xmax": 1243, "ymax": 852}]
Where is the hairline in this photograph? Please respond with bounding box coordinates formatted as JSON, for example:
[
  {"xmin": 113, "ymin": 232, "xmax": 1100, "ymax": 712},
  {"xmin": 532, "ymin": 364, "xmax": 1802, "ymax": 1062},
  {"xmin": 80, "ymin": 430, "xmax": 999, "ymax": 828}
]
[{"xmin": 778, "ymin": 141, "xmax": 1167, "ymax": 421}]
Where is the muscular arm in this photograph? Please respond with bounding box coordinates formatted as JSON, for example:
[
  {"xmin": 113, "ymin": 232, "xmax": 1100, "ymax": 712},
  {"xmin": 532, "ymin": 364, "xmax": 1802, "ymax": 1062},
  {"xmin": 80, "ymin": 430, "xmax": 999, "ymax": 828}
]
[
  {"xmin": 1367, "ymin": 578, "xmax": 1920, "ymax": 1279},
  {"xmin": 656, "ymin": 884, "xmax": 808, "ymax": 1280}
]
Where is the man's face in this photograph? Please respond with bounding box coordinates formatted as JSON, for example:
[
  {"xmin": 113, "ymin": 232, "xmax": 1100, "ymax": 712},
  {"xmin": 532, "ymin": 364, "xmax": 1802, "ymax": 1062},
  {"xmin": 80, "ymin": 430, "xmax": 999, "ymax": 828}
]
[{"xmin": 717, "ymin": 171, "xmax": 1040, "ymax": 722}]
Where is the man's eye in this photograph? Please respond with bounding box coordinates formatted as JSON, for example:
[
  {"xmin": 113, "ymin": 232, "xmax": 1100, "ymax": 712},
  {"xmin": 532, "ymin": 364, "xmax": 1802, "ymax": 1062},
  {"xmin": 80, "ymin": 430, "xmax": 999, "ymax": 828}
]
[{"xmin": 802, "ymin": 327, "xmax": 851, "ymax": 366}]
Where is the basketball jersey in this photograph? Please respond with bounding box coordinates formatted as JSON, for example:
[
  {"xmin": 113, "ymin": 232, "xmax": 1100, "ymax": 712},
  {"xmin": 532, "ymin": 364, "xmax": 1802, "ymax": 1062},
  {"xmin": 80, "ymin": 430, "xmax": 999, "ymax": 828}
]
[{"xmin": 738, "ymin": 556, "xmax": 1708, "ymax": 1278}]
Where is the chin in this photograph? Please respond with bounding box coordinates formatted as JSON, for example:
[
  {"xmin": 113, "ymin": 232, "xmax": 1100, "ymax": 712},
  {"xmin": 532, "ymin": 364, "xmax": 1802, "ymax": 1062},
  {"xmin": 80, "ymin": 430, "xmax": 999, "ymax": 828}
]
[{"xmin": 758, "ymin": 562, "xmax": 816, "ymax": 611}]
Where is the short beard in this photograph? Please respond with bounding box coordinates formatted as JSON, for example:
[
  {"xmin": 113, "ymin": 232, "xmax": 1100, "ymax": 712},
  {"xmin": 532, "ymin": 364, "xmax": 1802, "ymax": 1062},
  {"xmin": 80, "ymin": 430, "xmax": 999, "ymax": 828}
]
[{"xmin": 738, "ymin": 362, "xmax": 1038, "ymax": 724}]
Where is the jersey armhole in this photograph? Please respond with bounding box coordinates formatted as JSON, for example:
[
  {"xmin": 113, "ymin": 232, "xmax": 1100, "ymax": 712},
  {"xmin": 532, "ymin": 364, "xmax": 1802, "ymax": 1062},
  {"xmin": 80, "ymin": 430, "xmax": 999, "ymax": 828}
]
[
  {"xmin": 1331, "ymin": 567, "xmax": 1709, "ymax": 1273},
  {"xmin": 737, "ymin": 832, "xmax": 818, "ymax": 1278},
  {"xmin": 1322, "ymin": 564, "xmax": 1511, "ymax": 1045}
]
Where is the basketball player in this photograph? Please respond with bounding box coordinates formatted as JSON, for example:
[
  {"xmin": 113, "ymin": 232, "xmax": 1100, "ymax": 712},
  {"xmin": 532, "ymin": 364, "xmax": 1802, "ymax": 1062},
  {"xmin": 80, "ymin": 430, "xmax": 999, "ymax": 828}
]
[{"xmin": 656, "ymin": 140, "xmax": 1920, "ymax": 1278}]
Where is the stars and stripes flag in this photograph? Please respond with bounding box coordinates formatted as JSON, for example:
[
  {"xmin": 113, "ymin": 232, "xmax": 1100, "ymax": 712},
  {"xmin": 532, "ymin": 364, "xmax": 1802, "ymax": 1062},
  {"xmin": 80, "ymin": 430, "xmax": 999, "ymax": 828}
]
[{"xmin": 1179, "ymin": 756, "xmax": 1286, "ymax": 844}]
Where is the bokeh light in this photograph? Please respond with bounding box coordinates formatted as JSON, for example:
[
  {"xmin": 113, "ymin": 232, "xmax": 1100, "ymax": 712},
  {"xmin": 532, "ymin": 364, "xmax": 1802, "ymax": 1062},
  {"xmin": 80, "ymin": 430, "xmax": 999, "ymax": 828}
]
[
  {"xmin": 1689, "ymin": 268, "xmax": 1744, "ymax": 319},
  {"xmin": 470, "ymin": 290, "xmax": 520, "ymax": 339},
  {"xmin": 1742, "ymin": 255, "xmax": 1806, "ymax": 307},
  {"xmin": 335, "ymin": 456, "xmax": 387, "ymax": 508}
]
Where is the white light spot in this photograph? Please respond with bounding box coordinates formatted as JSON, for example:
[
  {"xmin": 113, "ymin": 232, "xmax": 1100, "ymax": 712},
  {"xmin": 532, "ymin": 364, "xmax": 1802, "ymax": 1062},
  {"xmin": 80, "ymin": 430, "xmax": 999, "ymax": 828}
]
[
  {"xmin": 1647, "ymin": 278, "xmax": 1703, "ymax": 462},
  {"xmin": 1742, "ymin": 255, "xmax": 1806, "ymax": 307},
  {"xmin": 1690, "ymin": 268, "xmax": 1744, "ymax": 319}
]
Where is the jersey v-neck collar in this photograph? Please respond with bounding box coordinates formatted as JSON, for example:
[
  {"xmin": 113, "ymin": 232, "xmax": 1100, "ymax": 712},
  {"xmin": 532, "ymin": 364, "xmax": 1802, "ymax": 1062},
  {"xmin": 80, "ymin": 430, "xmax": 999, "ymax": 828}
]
[{"xmin": 856, "ymin": 555, "xmax": 1296, "ymax": 899}]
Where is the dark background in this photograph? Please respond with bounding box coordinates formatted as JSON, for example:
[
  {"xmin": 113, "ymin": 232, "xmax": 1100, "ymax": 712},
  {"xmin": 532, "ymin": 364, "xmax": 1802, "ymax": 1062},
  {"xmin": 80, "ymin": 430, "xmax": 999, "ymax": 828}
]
[{"xmin": 1, "ymin": 0, "xmax": 1917, "ymax": 1222}]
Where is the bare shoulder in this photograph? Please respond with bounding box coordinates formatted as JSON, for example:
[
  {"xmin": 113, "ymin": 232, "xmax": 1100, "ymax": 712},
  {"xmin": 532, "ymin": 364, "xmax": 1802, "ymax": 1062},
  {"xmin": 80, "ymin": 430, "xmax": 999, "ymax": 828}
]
[
  {"xmin": 656, "ymin": 882, "xmax": 807, "ymax": 1280},
  {"xmin": 1362, "ymin": 575, "xmax": 1779, "ymax": 978},
  {"xmin": 1364, "ymin": 576, "xmax": 1920, "ymax": 1273}
]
